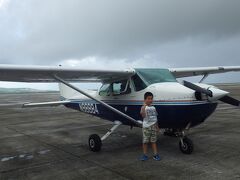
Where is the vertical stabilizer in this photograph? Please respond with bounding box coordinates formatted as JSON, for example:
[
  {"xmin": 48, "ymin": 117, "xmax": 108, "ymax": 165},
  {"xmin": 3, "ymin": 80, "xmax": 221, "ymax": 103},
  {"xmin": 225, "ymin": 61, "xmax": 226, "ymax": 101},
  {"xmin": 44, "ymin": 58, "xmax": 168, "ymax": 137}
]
[{"xmin": 59, "ymin": 83, "xmax": 80, "ymax": 99}]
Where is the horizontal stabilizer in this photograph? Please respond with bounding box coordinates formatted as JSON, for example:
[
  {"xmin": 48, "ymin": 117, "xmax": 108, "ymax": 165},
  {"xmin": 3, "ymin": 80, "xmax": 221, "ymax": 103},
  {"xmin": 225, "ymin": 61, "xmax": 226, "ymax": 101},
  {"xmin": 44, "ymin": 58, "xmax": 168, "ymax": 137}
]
[{"xmin": 23, "ymin": 100, "xmax": 71, "ymax": 108}]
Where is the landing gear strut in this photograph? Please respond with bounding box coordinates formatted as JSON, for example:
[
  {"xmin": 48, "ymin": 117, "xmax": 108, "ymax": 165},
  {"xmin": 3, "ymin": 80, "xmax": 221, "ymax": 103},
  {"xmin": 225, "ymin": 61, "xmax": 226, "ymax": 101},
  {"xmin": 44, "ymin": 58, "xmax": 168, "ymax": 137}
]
[
  {"xmin": 178, "ymin": 122, "xmax": 194, "ymax": 154},
  {"xmin": 164, "ymin": 122, "xmax": 194, "ymax": 154},
  {"xmin": 88, "ymin": 121, "xmax": 122, "ymax": 152}
]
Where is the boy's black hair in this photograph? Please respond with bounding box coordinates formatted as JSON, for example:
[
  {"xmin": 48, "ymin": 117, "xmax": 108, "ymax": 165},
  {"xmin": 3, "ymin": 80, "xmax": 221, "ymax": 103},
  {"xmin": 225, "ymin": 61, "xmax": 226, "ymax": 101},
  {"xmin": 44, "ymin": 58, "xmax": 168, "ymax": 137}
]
[{"xmin": 144, "ymin": 92, "xmax": 153, "ymax": 100}]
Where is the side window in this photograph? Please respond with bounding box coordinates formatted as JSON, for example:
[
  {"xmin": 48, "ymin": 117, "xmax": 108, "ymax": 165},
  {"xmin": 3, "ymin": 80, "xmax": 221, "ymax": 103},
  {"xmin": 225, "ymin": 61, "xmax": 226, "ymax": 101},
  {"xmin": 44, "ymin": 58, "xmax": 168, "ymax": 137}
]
[
  {"xmin": 132, "ymin": 74, "xmax": 147, "ymax": 91},
  {"xmin": 112, "ymin": 80, "xmax": 131, "ymax": 95},
  {"xmin": 99, "ymin": 83, "xmax": 111, "ymax": 96}
]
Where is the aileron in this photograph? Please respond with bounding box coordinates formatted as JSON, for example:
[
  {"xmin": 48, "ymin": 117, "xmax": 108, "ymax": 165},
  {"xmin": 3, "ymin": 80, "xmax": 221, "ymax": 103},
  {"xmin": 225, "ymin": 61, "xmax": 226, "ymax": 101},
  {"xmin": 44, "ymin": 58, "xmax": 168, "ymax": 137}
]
[{"xmin": 169, "ymin": 66, "xmax": 240, "ymax": 78}]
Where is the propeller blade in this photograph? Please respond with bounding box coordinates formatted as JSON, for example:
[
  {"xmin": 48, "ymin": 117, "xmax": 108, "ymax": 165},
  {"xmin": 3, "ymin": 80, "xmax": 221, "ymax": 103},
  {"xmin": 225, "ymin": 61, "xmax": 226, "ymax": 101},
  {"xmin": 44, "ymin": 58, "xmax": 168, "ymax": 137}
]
[
  {"xmin": 183, "ymin": 80, "xmax": 213, "ymax": 97},
  {"xmin": 219, "ymin": 95, "xmax": 240, "ymax": 107}
]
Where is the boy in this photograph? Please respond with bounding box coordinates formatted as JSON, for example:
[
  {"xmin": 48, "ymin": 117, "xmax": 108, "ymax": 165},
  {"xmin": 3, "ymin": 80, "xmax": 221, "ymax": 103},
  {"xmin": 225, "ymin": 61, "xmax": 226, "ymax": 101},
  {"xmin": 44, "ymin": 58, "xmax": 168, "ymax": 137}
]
[{"xmin": 140, "ymin": 92, "xmax": 161, "ymax": 161}]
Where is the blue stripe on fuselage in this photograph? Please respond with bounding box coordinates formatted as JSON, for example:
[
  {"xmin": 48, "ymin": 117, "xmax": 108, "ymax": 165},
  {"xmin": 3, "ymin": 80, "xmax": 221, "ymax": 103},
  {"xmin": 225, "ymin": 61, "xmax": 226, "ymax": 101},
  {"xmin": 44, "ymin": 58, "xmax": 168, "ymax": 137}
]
[{"xmin": 64, "ymin": 99, "xmax": 218, "ymax": 129}]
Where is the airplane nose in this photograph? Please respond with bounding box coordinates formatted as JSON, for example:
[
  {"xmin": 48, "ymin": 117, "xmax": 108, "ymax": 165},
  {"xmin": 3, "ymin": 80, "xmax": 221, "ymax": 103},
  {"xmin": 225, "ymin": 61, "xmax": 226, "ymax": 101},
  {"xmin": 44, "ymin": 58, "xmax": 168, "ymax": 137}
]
[
  {"xmin": 207, "ymin": 87, "xmax": 229, "ymax": 101},
  {"xmin": 183, "ymin": 81, "xmax": 230, "ymax": 102},
  {"xmin": 182, "ymin": 81, "xmax": 239, "ymax": 106}
]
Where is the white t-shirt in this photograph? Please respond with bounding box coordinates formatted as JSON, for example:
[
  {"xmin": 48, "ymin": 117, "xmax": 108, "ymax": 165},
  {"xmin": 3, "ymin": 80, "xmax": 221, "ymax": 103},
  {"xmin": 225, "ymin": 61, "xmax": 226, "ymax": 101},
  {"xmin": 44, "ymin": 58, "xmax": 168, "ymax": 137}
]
[{"xmin": 142, "ymin": 105, "xmax": 158, "ymax": 128}]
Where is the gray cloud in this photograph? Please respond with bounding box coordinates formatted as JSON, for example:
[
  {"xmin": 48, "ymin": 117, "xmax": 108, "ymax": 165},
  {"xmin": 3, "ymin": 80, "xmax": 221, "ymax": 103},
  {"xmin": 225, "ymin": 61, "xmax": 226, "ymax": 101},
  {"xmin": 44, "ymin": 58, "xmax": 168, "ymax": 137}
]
[{"xmin": 0, "ymin": 0, "xmax": 240, "ymax": 64}]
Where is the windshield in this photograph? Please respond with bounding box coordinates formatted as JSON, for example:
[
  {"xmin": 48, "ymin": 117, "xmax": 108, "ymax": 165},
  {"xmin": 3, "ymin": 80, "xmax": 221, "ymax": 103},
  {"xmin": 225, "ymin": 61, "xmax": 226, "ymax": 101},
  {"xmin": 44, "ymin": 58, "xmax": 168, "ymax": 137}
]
[{"xmin": 135, "ymin": 68, "xmax": 177, "ymax": 85}]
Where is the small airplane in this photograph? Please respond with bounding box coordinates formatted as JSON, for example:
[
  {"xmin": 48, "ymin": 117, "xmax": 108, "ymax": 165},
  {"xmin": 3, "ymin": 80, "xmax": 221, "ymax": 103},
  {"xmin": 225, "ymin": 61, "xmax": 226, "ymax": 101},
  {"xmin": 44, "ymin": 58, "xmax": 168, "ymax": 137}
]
[{"xmin": 0, "ymin": 64, "xmax": 239, "ymax": 154}]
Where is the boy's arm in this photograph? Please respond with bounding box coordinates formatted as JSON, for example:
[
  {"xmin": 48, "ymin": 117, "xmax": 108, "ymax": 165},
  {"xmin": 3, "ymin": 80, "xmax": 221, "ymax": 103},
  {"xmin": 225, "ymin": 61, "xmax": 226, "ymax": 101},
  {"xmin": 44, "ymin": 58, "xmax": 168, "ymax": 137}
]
[{"xmin": 140, "ymin": 105, "xmax": 147, "ymax": 118}]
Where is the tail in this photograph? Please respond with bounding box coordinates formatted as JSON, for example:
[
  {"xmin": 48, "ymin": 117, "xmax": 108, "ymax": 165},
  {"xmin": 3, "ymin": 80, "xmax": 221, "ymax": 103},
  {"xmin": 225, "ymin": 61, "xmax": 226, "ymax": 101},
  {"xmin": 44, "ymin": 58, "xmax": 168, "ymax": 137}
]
[{"xmin": 59, "ymin": 83, "xmax": 79, "ymax": 99}]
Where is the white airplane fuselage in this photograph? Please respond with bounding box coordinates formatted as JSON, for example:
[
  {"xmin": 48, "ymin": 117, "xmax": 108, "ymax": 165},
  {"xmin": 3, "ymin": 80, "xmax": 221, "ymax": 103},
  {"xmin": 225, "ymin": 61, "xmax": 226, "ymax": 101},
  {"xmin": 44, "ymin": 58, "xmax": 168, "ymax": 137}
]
[{"xmin": 60, "ymin": 81, "xmax": 227, "ymax": 129}]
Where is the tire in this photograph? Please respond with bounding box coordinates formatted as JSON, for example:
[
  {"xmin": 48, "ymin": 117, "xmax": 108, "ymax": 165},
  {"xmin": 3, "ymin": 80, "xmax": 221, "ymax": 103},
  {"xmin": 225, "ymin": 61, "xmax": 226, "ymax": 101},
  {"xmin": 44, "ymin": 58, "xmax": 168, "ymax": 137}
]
[
  {"xmin": 88, "ymin": 134, "xmax": 102, "ymax": 152},
  {"xmin": 179, "ymin": 137, "xmax": 194, "ymax": 154}
]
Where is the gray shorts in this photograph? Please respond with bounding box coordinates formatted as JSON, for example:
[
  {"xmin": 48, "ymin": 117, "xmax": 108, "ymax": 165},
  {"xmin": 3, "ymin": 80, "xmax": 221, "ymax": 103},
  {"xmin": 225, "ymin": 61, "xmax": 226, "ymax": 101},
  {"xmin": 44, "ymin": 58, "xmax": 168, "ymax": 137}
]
[{"xmin": 142, "ymin": 125, "xmax": 157, "ymax": 143}]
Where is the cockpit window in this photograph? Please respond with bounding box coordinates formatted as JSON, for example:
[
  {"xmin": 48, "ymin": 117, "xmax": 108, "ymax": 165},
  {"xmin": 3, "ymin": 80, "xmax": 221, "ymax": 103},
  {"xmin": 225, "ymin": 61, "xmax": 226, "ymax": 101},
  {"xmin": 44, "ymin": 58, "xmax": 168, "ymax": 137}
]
[
  {"xmin": 112, "ymin": 80, "xmax": 131, "ymax": 95},
  {"xmin": 135, "ymin": 68, "xmax": 177, "ymax": 85},
  {"xmin": 99, "ymin": 83, "xmax": 111, "ymax": 96},
  {"xmin": 99, "ymin": 79, "xmax": 131, "ymax": 96}
]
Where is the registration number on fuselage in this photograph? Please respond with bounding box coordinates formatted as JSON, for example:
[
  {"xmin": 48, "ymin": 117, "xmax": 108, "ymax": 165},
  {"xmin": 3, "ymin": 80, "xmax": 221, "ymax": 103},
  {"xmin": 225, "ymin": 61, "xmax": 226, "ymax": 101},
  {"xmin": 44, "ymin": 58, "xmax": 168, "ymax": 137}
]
[{"xmin": 79, "ymin": 102, "xmax": 99, "ymax": 114}]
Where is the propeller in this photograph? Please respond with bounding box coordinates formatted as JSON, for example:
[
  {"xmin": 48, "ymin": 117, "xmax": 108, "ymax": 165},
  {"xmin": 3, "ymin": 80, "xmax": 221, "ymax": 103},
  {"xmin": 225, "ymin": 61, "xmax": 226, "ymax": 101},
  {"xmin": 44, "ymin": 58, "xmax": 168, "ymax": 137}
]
[
  {"xmin": 183, "ymin": 80, "xmax": 240, "ymax": 107},
  {"xmin": 219, "ymin": 95, "xmax": 240, "ymax": 107}
]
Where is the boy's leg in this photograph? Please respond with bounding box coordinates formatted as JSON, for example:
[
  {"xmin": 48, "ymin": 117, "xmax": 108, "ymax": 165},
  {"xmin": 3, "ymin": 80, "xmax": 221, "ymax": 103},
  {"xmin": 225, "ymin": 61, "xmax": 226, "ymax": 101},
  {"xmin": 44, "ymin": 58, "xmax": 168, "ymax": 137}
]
[
  {"xmin": 141, "ymin": 128, "xmax": 150, "ymax": 161},
  {"xmin": 143, "ymin": 143, "xmax": 148, "ymax": 154},
  {"xmin": 142, "ymin": 127, "xmax": 150, "ymax": 154},
  {"xmin": 150, "ymin": 126, "xmax": 158, "ymax": 155},
  {"xmin": 151, "ymin": 142, "xmax": 158, "ymax": 155},
  {"xmin": 150, "ymin": 126, "xmax": 161, "ymax": 160},
  {"xmin": 152, "ymin": 142, "xmax": 161, "ymax": 160}
]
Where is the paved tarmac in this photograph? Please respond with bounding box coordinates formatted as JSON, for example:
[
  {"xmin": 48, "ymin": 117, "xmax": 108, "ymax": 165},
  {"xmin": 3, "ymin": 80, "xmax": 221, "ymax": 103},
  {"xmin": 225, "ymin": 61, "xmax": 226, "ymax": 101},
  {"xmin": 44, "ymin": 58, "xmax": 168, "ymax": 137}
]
[{"xmin": 0, "ymin": 84, "xmax": 239, "ymax": 180}]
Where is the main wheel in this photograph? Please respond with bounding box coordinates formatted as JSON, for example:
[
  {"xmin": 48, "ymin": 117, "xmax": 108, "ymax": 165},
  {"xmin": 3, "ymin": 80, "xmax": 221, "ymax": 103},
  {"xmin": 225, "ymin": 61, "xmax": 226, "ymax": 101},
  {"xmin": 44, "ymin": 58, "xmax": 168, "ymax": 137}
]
[
  {"xmin": 89, "ymin": 134, "xmax": 102, "ymax": 152},
  {"xmin": 179, "ymin": 137, "xmax": 194, "ymax": 154}
]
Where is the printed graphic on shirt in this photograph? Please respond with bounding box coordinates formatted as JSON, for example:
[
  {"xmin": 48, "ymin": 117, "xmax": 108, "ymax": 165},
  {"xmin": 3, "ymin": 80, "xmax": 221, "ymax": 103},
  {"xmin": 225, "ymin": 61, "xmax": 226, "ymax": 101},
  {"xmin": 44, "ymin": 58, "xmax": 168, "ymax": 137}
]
[
  {"xmin": 146, "ymin": 107, "xmax": 157, "ymax": 121},
  {"xmin": 143, "ymin": 106, "xmax": 158, "ymax": 128}
]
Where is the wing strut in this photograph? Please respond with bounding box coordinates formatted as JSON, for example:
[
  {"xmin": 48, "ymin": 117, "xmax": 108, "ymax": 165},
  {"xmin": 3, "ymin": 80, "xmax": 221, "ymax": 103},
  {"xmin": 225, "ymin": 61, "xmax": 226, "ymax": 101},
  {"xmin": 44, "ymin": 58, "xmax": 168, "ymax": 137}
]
[
  {"xmin": 54, "ymin": 75, "xmax": 142, "ymax": 127},
  {"xmin": 199, "ymin": 73, "xmax": 209, "ymax": 83}
]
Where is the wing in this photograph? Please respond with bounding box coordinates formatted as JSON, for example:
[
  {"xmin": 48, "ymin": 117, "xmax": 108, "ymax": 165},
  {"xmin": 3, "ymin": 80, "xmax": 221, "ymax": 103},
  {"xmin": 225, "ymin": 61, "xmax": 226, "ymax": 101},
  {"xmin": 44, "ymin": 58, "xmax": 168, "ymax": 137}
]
[
  {"xmin": 0, "ymin": 64, "xmax": 134, "ymax": 82},
  {"xmin": 169, "ymin": 66, "xmax": 240, "ymax": 78}
]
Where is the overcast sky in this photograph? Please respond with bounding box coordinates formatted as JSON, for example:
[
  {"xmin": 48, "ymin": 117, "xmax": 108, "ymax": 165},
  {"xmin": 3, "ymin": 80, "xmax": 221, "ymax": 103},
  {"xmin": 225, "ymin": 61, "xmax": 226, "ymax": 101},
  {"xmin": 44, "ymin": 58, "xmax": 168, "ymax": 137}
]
[{"xmin": 0, "ymin": 0, "xmax": 240, "ymax": 90}]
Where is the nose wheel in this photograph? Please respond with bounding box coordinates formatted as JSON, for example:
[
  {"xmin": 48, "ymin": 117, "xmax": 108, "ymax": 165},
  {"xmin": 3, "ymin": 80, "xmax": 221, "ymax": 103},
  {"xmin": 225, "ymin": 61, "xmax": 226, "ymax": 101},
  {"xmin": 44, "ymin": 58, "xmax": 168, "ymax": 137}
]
[
  {"xmin": 164, "ymin": 123, "xmax": 194, "ymax": 154},
  {"xmin": 179, "ymin": 137, "xmax": 194, "ymax": 154}
]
